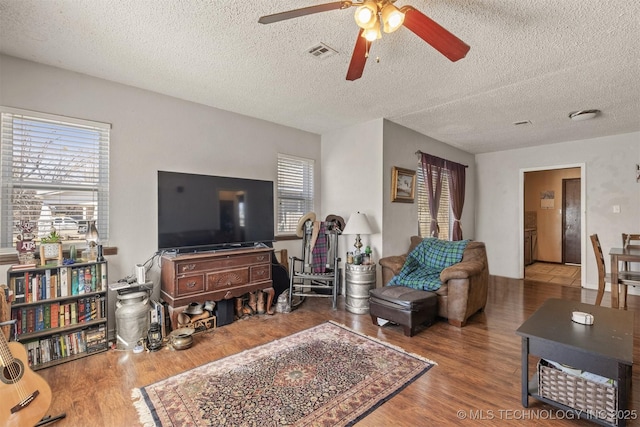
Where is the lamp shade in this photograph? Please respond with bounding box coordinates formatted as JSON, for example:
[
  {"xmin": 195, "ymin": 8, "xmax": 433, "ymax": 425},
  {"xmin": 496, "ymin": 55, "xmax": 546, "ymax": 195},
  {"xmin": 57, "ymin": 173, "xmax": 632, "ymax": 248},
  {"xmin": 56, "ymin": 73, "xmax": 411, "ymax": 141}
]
[
  {"xmin": 381, "ymin": 3, "xmax": 404, "ymax": 33},
  {"xmin": 362, "ymin": 24, "xmax": 382, "ymax": 41},
  {"xmin": 354, "ymin": 1, "xmax": 378, "ymax": 29},
  {"xmin": 343, "ymin": 212, "xmax": 373, "ymax": 235}
]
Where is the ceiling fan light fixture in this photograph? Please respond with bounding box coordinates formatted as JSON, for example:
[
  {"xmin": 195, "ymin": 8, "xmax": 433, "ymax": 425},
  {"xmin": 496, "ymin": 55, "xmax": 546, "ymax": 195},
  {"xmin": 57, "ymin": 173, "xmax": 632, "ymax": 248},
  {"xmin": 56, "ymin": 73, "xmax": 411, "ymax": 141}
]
[
  {"xmin": 362, "ymin": 24, "xmax": 382, "ymax": 41},
  {"xmin": 354, "ymin": 1, "xmax": 378, "ymax": 29},
  {"xmin": 381, "ymin": 3, "xmax": 404, "ymax": 33}
]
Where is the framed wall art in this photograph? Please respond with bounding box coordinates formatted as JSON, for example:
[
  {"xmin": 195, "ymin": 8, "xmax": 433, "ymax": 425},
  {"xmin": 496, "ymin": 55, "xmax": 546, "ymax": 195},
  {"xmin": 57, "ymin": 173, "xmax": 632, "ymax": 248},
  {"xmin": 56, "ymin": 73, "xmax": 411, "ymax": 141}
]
[{"xmin": 391, "ymin": 166, "xmax": 416, "ymax": 203}]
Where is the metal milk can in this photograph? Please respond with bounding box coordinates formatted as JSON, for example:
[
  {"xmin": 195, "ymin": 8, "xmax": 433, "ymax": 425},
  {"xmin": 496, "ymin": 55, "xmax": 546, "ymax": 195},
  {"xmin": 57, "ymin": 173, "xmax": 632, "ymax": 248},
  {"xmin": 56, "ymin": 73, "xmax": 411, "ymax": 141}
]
[{"xmin": 115, "ymin": 291, "xmax": 150, "ymax": 350}]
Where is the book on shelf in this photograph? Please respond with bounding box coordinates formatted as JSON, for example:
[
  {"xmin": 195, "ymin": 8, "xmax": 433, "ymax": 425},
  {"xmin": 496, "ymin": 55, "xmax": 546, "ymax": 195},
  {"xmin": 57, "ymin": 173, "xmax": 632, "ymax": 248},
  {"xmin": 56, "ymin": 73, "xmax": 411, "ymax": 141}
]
[
  {"xmin": 77, "ymin": 298, "xmax": 86, "ymax": 323},
  {"xmin": 89, "ymin": 298, "xmax": 96, "ymax": 320},
  {"xmin": 59, "ymin": 304, "xmax": 65, "ymax": 328},
  {"xmin": 50, "ymin": 303, "xmax": 60, "ymax": 329},
  {"xmin": 77, "ymin": 269, "xmax": 85, "ymax": 295},
  {"xmin": 60, "ymin": 267, "xmax": 69, "ymax": 297},
  {"xmin": 90, "ymin": 265, "xmax": 97, "ymax": 292},
  {"xmin": 26, "ymin": 307, "xmax": 35, "ymax": 333},
  {"xmin": 50, "ymin": 272, "xmax": 58, "ymax": 299},
  {"xmin": 45, "ymin": 269, "xmax": 51, "ymax": 299},
  {"xmin": 94, "ymin": 296, "xmax": 101, "ymax": 319},
  {"xmin": 84, "ymin": 267, "xmax": 92, "ymax": 293},
  {"xmin": 14, "ymin": 277, "xmax": 26, "ymax": 303},
  {"xmin": 86, "ymin": 325, "xmax": 107, "ymax": 353},
  {"xmin": 35, "ymin": 305, "xmax": 44, "ymax": 331},
  {"xmin": 70, "ymin": 302, "xmax": 77, "ymax": 325},
  {"xmin": 26, "ymin": 272, "xmax": 32, "ymax": 303},
  {"xmin": 71, "ymin": 269, "xmax": 79, "ymax": 295},
  {"xmin": 100, "ymin": 264, "xmax": 107, "ymax": 291},
  {"xmin": 44, "ymin": 304, "xmax": 51, "ymax": 329},
  {"xmin": 21, "ymin": 307, "xmax": 27, "ymax": 335},
  {"xmin": 63, "ymin": 304, "xmax": 70, "ymax": 327},
  {"xmin": 98, "ymin": 296, "xmax": 106, "ymax": 319}
]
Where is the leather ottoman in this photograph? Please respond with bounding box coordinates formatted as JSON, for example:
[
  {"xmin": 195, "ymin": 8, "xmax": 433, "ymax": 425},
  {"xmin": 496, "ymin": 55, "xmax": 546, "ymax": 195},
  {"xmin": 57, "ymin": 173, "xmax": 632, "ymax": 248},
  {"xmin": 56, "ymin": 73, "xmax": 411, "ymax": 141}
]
[{"xmin": 369, "ymin": 286, "xmax": 438, "ymax": 337}]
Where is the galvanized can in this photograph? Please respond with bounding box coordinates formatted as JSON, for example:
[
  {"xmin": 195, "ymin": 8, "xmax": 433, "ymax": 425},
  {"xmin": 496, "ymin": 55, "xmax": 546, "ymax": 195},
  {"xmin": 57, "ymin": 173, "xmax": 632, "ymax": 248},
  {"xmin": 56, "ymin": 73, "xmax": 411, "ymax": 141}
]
[
  {"xmin": 115, "ymin": 291, "xmax": 150, "ymax": 350},
  {"xmin": 345, "ymin": 264, "xmax": 376, "ymax": 314}
]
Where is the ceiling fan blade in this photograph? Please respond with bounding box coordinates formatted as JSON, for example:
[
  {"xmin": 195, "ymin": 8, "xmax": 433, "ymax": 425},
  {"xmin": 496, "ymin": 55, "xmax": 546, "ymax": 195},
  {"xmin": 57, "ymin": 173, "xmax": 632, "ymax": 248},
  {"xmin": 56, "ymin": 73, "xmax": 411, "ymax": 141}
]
[
  {"xmin": 259, "ymin": 1, "xmax": 352, "ymax": 24},
  {"xmin": 346, "ymin": 29, "xmax": 369, "ymax": 81},
  {"xmin": 400, "ymin": 6, "xmax": 470, "ymax": 62}
]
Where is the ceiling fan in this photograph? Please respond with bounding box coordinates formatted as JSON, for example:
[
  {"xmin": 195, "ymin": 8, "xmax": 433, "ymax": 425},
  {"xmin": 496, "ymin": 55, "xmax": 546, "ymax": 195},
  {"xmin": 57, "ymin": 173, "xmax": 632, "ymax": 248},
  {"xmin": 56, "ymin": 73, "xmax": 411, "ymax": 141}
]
[{"xmin": 258, "ymin": 1, "xmax": 470, "ymax": 81}]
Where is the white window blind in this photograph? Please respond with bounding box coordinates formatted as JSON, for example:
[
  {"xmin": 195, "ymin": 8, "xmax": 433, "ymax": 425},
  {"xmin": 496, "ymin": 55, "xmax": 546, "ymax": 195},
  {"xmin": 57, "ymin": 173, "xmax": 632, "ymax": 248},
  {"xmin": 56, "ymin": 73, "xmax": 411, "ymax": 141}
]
[
  {"xmin": 417, "ymin": 164, "xmax": 450, "ymax": 240},
  {"xmin": 0, "ymin": 107, "xmax": 110, "ymax": 249},
  {"xmin": 277, "ymin": 154, "xmax": 314, "ymax": 235}
]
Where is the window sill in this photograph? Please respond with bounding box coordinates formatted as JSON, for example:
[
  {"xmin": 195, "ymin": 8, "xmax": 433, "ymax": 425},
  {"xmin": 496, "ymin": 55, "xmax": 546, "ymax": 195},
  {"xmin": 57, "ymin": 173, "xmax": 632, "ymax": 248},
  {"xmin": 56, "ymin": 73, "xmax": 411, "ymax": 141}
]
[{"xmin": 0, "ymin": 246, "xmax": 118, "ymax": 266}]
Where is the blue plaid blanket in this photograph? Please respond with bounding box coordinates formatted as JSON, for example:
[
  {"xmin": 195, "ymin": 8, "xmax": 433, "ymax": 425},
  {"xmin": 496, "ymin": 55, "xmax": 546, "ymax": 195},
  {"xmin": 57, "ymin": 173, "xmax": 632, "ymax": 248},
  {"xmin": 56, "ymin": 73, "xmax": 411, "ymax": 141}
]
[{"xmin": 388, "ymin": 238, "xmax": 470, "ymax": 291}]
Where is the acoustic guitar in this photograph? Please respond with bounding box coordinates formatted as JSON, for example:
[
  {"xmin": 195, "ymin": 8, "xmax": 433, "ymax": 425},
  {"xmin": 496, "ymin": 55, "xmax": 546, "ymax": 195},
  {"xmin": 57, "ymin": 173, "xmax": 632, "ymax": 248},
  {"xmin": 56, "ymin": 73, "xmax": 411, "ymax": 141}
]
[{"xmin": 0, "ymin": 330, "xmax": 52, "ymax": 427}]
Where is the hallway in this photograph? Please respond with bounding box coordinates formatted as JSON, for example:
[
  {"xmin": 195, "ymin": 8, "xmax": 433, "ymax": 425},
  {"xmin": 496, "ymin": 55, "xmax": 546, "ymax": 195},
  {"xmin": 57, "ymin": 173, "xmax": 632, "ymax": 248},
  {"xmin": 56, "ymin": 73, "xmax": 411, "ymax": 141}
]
[{"xmin": 525, "ymin": 261, "xmax": 581, "ymax": 287}]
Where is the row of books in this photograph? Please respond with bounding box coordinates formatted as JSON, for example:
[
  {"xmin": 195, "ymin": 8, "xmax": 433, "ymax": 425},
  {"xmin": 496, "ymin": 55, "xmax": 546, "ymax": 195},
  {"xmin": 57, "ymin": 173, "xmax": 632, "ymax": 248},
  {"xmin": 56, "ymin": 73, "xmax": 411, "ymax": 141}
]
[
  {"xmin": 23, "ymin": 325, "xmax": 107, "ymax": 368},
  {"xmin": 9, "ymin": 264, "xmax": 107, "ymax": 304},
  {"xmin": 11, "ymin": 295, "xmax": 106, "ymax": 336}
]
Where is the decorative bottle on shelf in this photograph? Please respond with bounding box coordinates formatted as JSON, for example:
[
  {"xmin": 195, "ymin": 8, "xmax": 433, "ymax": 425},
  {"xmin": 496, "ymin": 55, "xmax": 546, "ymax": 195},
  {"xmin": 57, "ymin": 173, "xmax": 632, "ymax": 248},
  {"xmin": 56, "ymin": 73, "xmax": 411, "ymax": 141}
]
[{"xmin": 363, "ymin": 246, "xmax": 372, "ymax": 265}]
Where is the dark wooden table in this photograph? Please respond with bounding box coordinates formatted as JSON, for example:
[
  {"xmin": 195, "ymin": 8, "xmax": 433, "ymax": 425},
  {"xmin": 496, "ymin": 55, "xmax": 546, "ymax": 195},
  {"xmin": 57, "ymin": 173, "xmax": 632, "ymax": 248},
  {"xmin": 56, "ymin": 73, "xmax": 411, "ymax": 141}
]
[
  {"xmin": 610, "ymin": 247, "xmax": 640, "ymax": 309},
  {"xmin": 516, "ymin": 298, "xmax": 634, "ymax": 426}
]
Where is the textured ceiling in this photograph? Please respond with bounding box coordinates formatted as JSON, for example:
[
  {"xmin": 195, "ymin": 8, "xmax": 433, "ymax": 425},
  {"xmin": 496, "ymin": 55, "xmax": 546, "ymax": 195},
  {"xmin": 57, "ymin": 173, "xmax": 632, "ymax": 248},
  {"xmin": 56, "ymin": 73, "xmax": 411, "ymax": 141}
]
[{"xmin": 0, "ymin": 0, "xmax": 638, "ymax": 154}]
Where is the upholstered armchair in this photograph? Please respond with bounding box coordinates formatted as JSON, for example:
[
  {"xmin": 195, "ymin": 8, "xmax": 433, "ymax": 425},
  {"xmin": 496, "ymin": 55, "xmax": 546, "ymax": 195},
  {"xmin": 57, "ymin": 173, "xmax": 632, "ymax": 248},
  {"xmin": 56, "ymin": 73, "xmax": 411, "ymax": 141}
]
[{"xmin": 379, "ymin": 236, "xmax": 489, "ymax": 327}]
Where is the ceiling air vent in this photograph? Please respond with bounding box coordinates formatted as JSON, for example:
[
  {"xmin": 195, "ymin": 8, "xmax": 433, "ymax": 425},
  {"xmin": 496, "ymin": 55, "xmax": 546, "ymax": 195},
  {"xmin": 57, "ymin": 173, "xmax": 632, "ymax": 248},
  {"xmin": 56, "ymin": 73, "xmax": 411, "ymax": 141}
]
[{"xmin": 306, "ymin": 43, "xmax": 338, "ymax": 60}]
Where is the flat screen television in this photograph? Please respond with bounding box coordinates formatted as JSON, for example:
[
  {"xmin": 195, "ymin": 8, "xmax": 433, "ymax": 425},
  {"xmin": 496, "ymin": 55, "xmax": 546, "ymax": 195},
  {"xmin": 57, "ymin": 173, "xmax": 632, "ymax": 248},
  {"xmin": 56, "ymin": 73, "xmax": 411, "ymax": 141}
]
[{"xmin": 158, "ymin": 171, "xmax": 274, "ymax": 252}]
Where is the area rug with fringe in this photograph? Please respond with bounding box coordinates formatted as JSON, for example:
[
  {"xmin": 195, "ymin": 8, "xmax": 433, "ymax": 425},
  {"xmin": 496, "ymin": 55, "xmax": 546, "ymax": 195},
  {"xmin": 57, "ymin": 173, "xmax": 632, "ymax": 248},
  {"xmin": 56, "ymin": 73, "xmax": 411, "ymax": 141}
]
[{"xmin": 132, "ymin": 321, "xmax": 435, "ymax": 426}]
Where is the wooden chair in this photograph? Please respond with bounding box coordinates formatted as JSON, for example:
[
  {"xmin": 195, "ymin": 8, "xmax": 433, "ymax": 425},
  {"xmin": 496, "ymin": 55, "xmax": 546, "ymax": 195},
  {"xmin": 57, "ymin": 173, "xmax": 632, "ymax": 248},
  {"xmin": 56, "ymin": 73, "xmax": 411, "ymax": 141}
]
[
  {"xmin": 289, "ymin": 218, "xmax": 340, "ymax": 310},
  {"xmin": 619, "ymin": 233, "xmax": 640, "ymax": 309},
  {"xmin": 590, "ymin": 234, "xmax": 610, "ymax": 306},
  {"xmin": 622, "ymin": 233, "xmax": 640, "ymax": 249},
  {"xmin": 591, "ymin": 234, "xmax": 640, "ymax": 308}
]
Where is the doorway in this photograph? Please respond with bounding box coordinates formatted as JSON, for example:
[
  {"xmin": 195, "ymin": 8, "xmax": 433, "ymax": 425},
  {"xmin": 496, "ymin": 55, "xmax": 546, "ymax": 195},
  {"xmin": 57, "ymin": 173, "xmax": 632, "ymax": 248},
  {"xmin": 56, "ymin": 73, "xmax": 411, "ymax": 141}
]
[
  {"xmin": 521, "ymin": 165, "xmax": 585, "ymax": 285},
  {"xmin": 562, "ymin": 178, "xmax": 581, "ymax": 264}
]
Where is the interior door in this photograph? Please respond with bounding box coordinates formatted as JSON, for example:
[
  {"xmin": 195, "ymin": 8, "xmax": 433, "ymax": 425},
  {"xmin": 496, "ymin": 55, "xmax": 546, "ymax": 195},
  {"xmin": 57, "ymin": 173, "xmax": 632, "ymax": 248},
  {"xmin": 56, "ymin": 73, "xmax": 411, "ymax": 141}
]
[{"xmin": 562, "ymin": 178, "xmax": 581, "ymax": 264}]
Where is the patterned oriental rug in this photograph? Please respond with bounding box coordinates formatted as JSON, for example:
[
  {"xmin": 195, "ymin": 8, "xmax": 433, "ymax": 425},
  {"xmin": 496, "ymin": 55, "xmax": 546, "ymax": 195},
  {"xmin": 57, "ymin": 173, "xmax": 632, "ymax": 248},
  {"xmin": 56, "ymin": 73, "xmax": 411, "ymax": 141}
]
[{"xmin": 132, "ymin": 321, "xmax": 435, "ymax": 426}]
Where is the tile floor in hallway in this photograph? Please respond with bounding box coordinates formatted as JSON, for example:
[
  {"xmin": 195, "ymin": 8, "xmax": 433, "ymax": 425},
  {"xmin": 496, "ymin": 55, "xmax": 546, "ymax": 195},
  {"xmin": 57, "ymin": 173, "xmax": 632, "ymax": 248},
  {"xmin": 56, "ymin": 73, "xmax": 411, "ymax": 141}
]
[{"xmin": 525, "ymin": 261, "xmax": 582, "ymax": 287}]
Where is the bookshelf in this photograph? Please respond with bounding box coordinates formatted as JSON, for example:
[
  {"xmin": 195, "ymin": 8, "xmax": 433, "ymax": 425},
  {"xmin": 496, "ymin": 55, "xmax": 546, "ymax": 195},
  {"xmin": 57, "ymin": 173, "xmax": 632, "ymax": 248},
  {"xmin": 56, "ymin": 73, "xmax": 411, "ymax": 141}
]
[{"xmin": 6, "ymin": 260, "xmax": 109, "ymax": 370}]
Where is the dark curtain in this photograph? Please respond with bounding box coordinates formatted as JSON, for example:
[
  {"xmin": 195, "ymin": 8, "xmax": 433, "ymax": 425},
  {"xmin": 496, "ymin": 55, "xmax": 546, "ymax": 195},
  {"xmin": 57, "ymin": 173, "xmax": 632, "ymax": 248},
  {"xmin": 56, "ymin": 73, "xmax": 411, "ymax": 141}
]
[
  {"xmin": 420, "ymin": 153, "xmax": 445, "ymax": 238},
  {"xmin": 420, "ymin": 152, "xmax": 467, "ymax": 240},
  {"xmin": 446, "ymin": 160, "xmax": 466, "ymax": 240}
]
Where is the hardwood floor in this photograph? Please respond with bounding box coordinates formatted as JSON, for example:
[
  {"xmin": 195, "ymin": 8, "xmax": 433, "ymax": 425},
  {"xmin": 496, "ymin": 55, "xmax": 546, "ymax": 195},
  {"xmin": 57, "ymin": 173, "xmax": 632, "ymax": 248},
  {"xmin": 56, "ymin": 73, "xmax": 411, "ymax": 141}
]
[{"xmin": 36, "ymin": 276, "xmax": 639, "ymax": 426}]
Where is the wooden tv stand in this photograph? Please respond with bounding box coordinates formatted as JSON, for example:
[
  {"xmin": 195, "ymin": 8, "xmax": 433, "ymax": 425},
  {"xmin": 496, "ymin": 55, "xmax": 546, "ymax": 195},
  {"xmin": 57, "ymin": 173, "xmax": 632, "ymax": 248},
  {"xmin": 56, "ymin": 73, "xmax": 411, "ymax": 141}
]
[{"xmin": 160, "ymin": 246, "xmax": 274, "ymax": 328}]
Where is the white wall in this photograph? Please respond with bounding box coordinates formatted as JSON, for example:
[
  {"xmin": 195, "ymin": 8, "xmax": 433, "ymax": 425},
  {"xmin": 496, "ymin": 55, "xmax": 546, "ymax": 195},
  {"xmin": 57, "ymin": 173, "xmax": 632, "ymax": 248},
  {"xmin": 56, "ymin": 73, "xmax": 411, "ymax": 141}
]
[
  {"xmin": 476, "ymin": 132, "xmax": 640, "ymax": 290},
  {"xmin": 382, "ymin": 120, "xmax": 477, "ymax": 258},
  {"xmin": 321, "ymin": 119, "xmax": 384, "ymax": 287},
  {"xmin": 0, "ymin": 55, "xmax": 321, "ymax": 333}
]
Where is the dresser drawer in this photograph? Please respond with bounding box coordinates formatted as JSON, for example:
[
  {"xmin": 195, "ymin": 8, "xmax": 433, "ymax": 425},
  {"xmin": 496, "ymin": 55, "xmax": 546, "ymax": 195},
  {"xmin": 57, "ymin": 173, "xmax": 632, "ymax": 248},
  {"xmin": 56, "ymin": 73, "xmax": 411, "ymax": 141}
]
[
  {"xmin": 176, "ymin": 261, "xmax": 201, "ymax": 274},
  {"xmin": 250, "ymin": 264, "xmax": 271, "ymax": 282},
  {"xmin": 176, "ymin": 254, "xmax": 270, "ymax": 273},
  {"xmin": 207, "ymin": 268, "xmax": 250, "ymax": 291},
  {"xmin": 176, "ymin": 274, "xmax": 205, "ymax": 296}
]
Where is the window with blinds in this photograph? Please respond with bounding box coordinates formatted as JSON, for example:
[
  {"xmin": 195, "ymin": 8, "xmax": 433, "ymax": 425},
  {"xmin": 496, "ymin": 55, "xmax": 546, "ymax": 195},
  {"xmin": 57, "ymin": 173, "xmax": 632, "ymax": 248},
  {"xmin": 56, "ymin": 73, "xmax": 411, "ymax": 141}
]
[
  {"xmin": 417, "ymin": 164, "xmax": 450, "ymax": 240},
  {"xmin": 0, "ymin": 107, "xmax": 110, "ymax": 249},
  {"xmin": 277, "ymin": 154, "xmax": 314, "ymax": 235}
]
